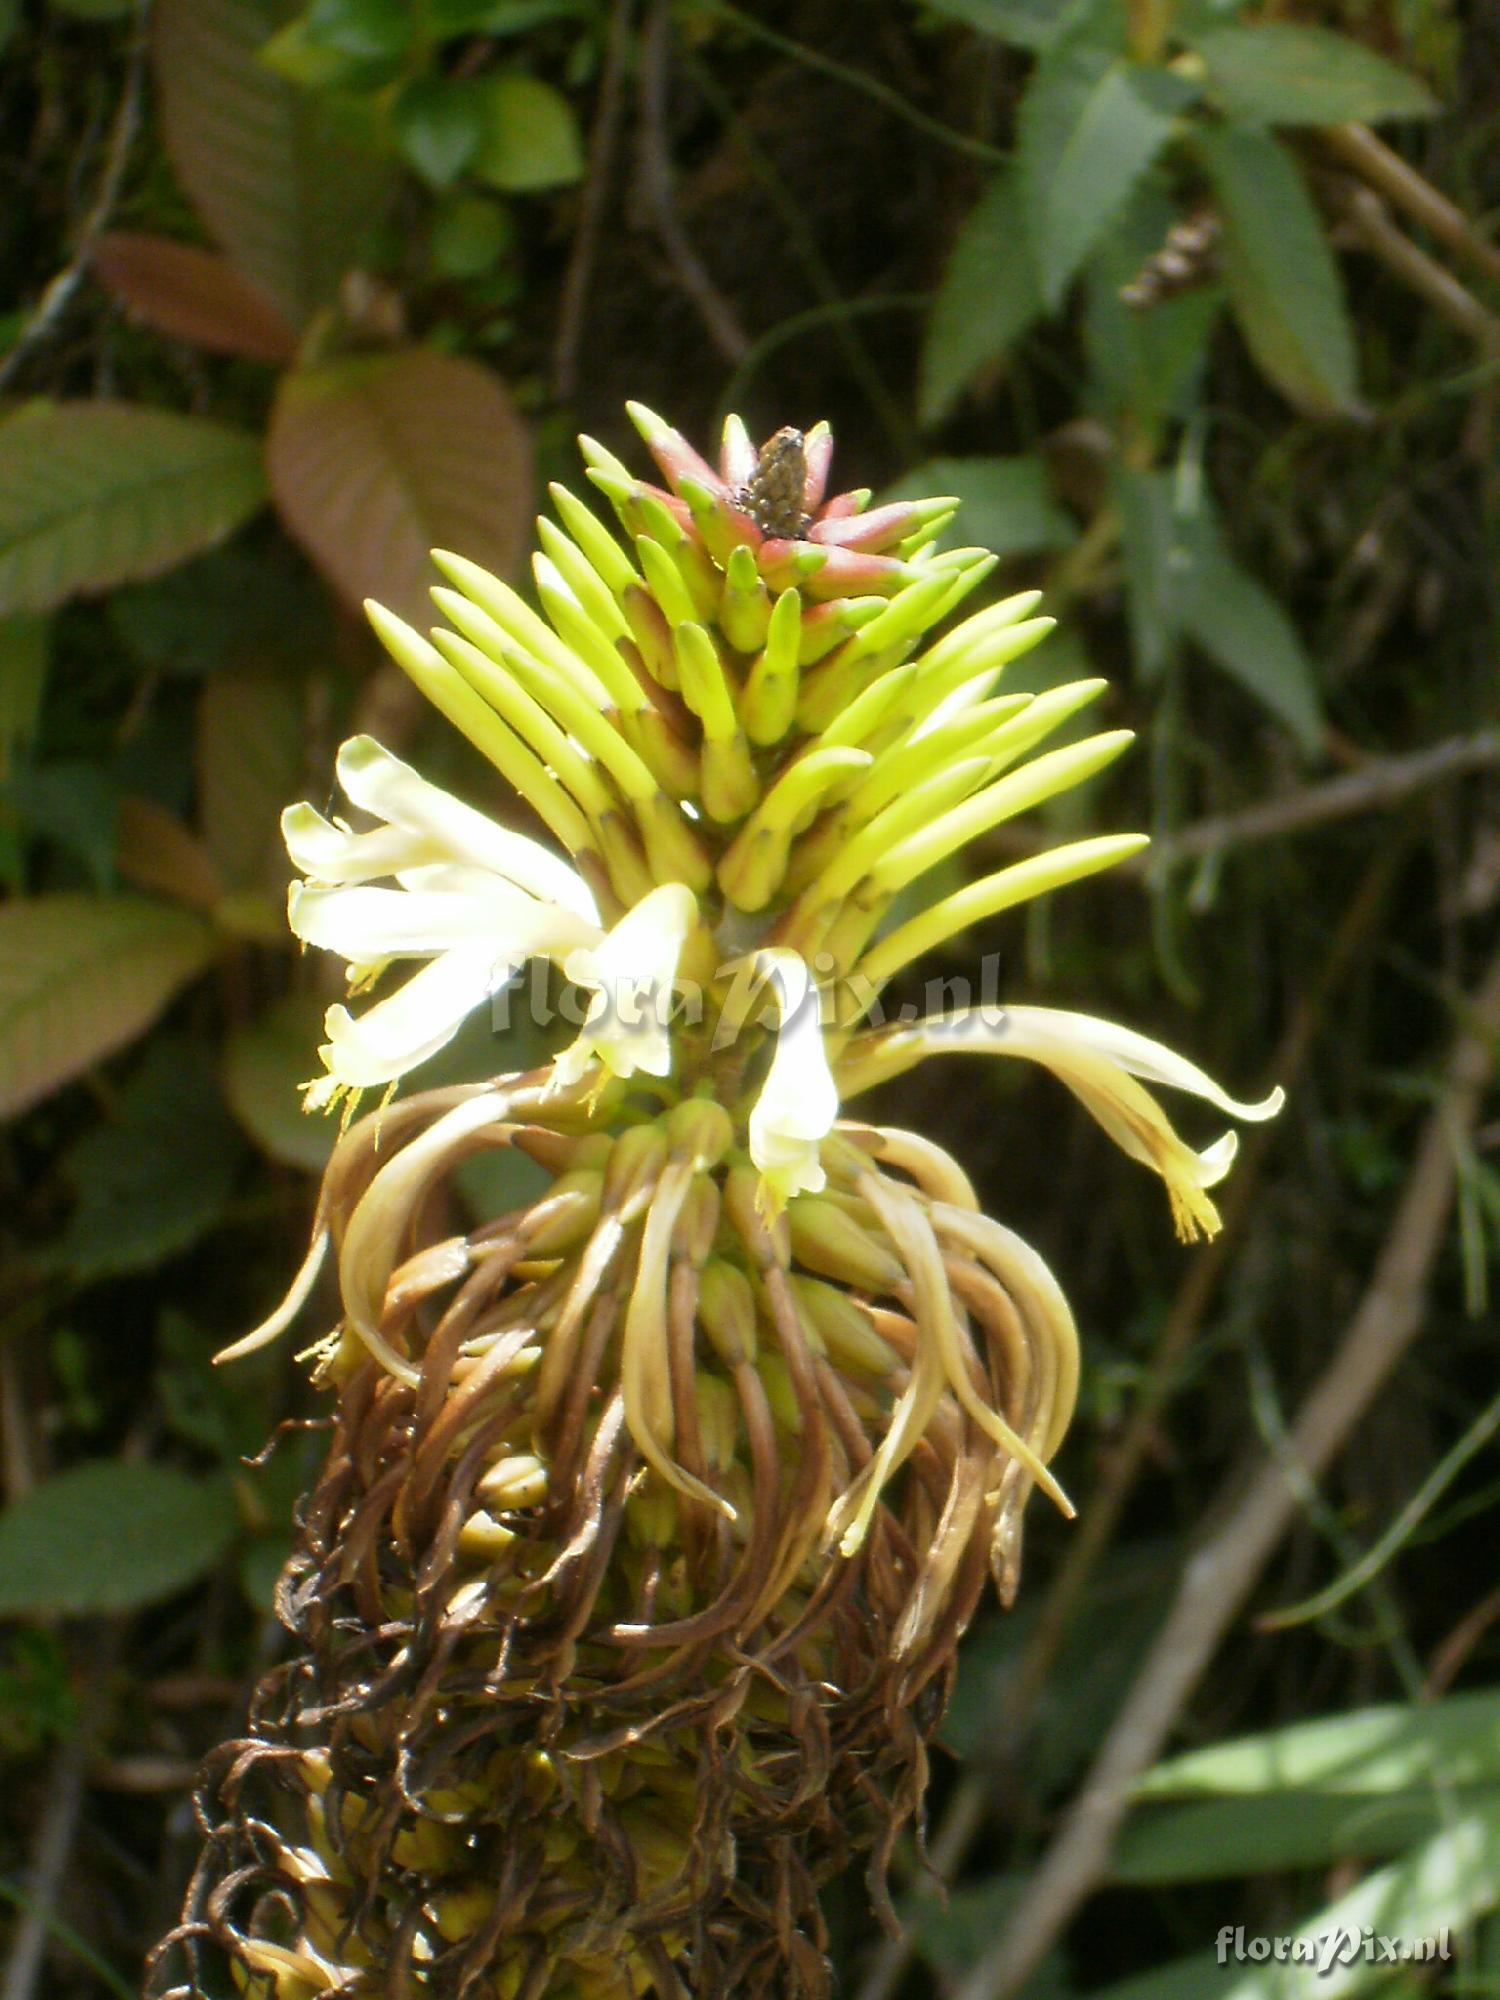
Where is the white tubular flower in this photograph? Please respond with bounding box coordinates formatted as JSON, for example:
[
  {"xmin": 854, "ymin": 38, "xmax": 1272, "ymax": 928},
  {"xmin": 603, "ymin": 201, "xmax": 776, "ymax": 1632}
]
[
  {"xmin": 836, "ymin": 1004, "xmax": 1283, "ymax": 1241},
  {"xmin": 284, "ymin": 735, "xmax": 602, "ymax": 1106},
  {"xmin": 748, "ymin": 950, "xmax": 840, "ymax": 1209},
  {"xmin": 551, "ymin": 883, "xmax": 698, "ymax": 1092}
]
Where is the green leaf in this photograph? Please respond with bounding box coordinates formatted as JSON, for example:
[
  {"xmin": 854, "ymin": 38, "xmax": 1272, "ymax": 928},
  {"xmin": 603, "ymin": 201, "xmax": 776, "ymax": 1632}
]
[
  {"xmin": 919, "ymin": 0, "xmax": 1063, "ymax": 46},
  {"xmin": 152, "ymin": 0, "xmax": 394, "ymax": 326},
  {"xmin": 429, "ymin": 192, "xmax": 514, "ymax": 279},
  {"xmin": 1178, "ymin": 543, "xmax": 1323, "ymax": 750},
  {"xmin": 51, "ymin": 0, "xmax": 136, "ymax": 15},
  {"xmin": 1192, "ymin": 24, "xmax": 1437, "ymax": 127},
  {"xmin": 393, "ymin": 76, "xmax": 484, "ymax": 188},
  {"xmin": 0, "ymin": 613, "xmax": 49, "ymax": 779},
  {"xmin": 1198, "ymin": 124, "xmax": 1357, "ymax": 416},
  {"xmin": 919, "ymin": 168, "xmax": 1041, "ymax": 427},
  {"xmin": 223, "ymin": 995, "xmax": 336, "ymax": 1171},
  {"xmin": 472, "ymin": 72, "xmax": 585, "ymax": 192},
  {"xmin": 1137, "ymin": 1688, "xmax": 1500, "ymax": 1799},
  {"xmin": 1021, "ymin": 40, "xmax": 1195, "ymax": 309},
  {"xmin": 302, "ymin": 0, "xmax": 411, "ymax": 58},
  {"xmin": 0, "ymin": 894, "xmax": 216, "ymax": 1120},
  {"xmin": 1112, "ymin": 464, "xmax": 1177, "ymax": 680},
  {"xmin": 0, "ymin": 1461, "xmax": 237, "ymax": 1615},
  {"xmin": 1116, "ymin": 1787, "xmax": 1500, "ymax": 1884},
  {"xmin": 46, "ymin": 1039, "xmax": 243, "ymax": 1281},
  {"xmin": 5, "ymin": 761, "xmax": 118, "ymax": 887},
  {"xmin": 0, "ymin": 403, "xmax": 266, "ymax": 616},
  {"xmin": 1085, "ymin": 189, "xmax": 1219, "ymax": 440},
  {"xmin": 0, "ymin": 0, "xmax": 19, "ymax": 50},
  {"xmin": 267, "ymin": 345, "xmax": 533, "ymax": 626},
  {"xmin": 110, "ymin": 536, "xmax": 332, "ymax": 680},
  {"xmin": 884, "ymin": 456, "xmax": 1076, "ymax": 558}
]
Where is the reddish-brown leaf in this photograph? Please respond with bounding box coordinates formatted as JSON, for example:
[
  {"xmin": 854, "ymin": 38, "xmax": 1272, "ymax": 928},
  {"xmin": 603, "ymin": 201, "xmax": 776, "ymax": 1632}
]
[
  {"xmin": 93, "ymin": 233, "xmax": 299, "ymax": 365},
  {"xmin": 266, "ymin": 347, "xmax": 533, "ymax": 626},
  {"xmin": 152, "ymin": 0, "xmax": 391, "ymax": 329},
  {"xmin": 115, "ymin": 795, "xmax": 222, "ymax": 912}
]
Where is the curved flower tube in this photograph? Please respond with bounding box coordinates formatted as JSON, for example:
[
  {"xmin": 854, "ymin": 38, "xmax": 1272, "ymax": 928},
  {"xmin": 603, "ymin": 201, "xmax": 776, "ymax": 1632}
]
[
  {"xmin": 836, "ymin": 1004, "xmax": 1285, "ymax": 1239},
  {"xmin": 746, "ymin": 950, "xmax": 840, "ymax": 1208}
]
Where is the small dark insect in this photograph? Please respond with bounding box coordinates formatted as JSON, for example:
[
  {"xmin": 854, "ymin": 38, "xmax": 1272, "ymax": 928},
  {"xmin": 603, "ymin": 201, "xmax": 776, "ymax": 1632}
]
[
  {"xmin": 739, "ymin": 426, "xmax": 810, "ymax": 539},
  {"xmin": 1119, "ymin": 207, "xmax": 1222, "ymax": 312}
]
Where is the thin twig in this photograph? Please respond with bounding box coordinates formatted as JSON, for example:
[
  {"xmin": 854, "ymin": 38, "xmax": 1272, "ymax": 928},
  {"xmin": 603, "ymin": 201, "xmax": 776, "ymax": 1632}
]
[
  {"xmin": 1335, "ymin": 181, "xmax": 1500, "ymax": 350},
  {"xmin": 637, "ymin": 0, "xmax": 749, "ymax": 366},
  {"xmin": 0, "ymin": 0, "xmax": 150, "ymax": 395},
  {"xmin": 1150, "ymin": 729, "xmax": 1500, "ymax": 872},
  {"xmin": 553, "ymin": 0, "xmax": 636, "ymax": 400},
  {"xmin": 1322, "ymin": 123, "xmax": 1500, "ymax": 290},
  {"xmin": 953, "ymin": 943, "xmax": 1500, "ymax": 2000},
  {"xmin": 693, "ymin": 0, "xmax": 1007, "ymax": 165}
]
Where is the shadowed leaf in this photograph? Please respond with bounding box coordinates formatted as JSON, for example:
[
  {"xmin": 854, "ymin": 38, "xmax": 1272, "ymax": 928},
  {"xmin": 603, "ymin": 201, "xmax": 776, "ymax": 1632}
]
[
  {"xmin": 152, "ymin": 0, "xmax": 392, "ymax": 327},
  {"xmin": 0, "ymin": 1462, "xmax": 238, "ymax": 1615},
  {"xmin": 224, "ymin": 994, "xmax": 337, "ymax": 1172},
  {"xmin": 1191, "ymin": 23, "xmax": 1437, "ymax": 127},
  {"xmin": 266, "ymin": 345, "xmax": 533, "ymax": 624},
  {"xmin": 197, "ymin": 668, "xmax": 305, "ymax": 890},
  {"xmin": 919, "ymin": 168, "xmax": 1041, "ymax": 427},
  {"xmin": 92, "ymin": 232, "xmax": 300, "ymax": 364}
]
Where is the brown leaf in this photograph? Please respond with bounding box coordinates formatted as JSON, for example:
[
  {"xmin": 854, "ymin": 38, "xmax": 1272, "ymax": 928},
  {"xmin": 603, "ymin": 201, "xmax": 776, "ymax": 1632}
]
[
  {"xmin": 266, "ymin": 347, "xmax": 533, "ymax": 626},
  {"xmin": 115, "ymin": 796, "xmax": 222, "ymax": 913},
  {"xmin": 93, "ymin": 233, "xmax": 299, "ymax": 365},
  {"xmin": 151, "ymin": 0, "xmax": 392, "ymax": 329}
]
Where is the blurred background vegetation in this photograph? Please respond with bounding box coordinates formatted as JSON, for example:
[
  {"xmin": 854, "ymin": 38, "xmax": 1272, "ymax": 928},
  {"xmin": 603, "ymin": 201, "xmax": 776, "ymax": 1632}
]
[{"xmin": 1, "ymin": 0, "xmax": 1498, "ymax": 1995}]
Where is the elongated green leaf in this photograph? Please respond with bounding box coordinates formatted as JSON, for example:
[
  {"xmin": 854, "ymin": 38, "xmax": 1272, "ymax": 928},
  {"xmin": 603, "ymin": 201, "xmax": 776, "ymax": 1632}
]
[
  {"xmin": 1137, "ymin": 1688, "xmax": 1500, "ymax": 1799},
  {"xmin": 1198, "ymin": 124, "xmax": 1357, "ymax": 416},
  {"xmin": 1096, "ymin": 1799, "xmax": 1500, "ymax": 2000},
  {"xmin": 884, "ymin": 456, "xmax": 1076, "ymax": 558},
  {"xmin": 46, "ymin": 1039, "xmax": 242, "ymax": 1281},
  {"xmin": 197, "ymin": 668, "xmax": 304, "ymax": 890},
  {"xmin": 919, "ymin": 0, "xmax": 1061, "ymax": 47},
  {"xmin": 267, "ymin": 345, "xmax": 533, "ymax": 624},
  {"xmin": 1021, "ymin": 41, "xmax": 1195, "ymax": 309},
  {"xmin": 1193, "ymin": 24, "xmax": 1436, "ymax": 127},
  {"xmin": 152, "ymin": 0, "xmax": 392, "ymax": 326},
  {"xmin": 0, "ymin": 1461, "xmax": 237, "ymax": 1615},
  {"xmin": 1116, "ymin": 1787, "xmax": 1500, "ymax": 1884},
  {"xmin": 0, "ymin": 894, "xmax": 216, "ymax": 1119},
  {"xmin": 223, "ymin": 995, "xmax": 336, "ymax": 1172},
  {"xmin": 0, "ymin": 403, "xmax": 266, "ymax": 616},
  {"xmin": 1178, "ymin": 544, "xmax": 1323, "ymax": 750},
  {"xmin": 919, "ymin": 168, "xmax": 1042, "ymax": 427}
]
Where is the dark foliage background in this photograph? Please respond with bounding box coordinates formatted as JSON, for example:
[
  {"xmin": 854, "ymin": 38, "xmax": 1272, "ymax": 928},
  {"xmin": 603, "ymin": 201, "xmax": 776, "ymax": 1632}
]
[{"xmin": 1, "ymin": 1, "xmax": 1498, "ymax": 1995}]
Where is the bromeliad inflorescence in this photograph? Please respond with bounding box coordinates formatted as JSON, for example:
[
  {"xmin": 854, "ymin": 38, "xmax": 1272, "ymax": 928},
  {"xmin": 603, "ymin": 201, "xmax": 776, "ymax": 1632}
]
[{"xmin": 150, "ymin": 407, "xmax": 1279, "ymax": 2000}]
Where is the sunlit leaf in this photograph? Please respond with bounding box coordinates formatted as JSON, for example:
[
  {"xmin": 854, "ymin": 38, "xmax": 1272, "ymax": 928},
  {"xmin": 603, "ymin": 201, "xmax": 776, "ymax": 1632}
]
[
  {"xmin": 1198, "ymin": 124, "xmax": 1357, "ymax": 416},
  {"xmin": 0, "ymin": 1461, "xmax": 237, "ymax": 1615},
  {"xmin": 266, "ymin": 345, "xmax": 533, "ymax": 624},
  {"xmin": 1137, "ymin": 1688, "xmax": 1500, "ymax": 1799},
  {"xmin": 472, "ymin": 72, "xmax": 585, "ymax": 192},
  {"xmin": 46, "ymin": 1038, "xmax": 244, "ymax": 1280},
  {"xmin": 152, "ymin": 0, "xmax": 392, "ymax": 326},
  {"xmin": 0, "ymin": 894, "xmax": 216, "ymax": 1119},
  {"xmin": 224, "ymin": 994, "xmax": 336, "ymax": 1172},
  {"xmin": 0, "ymin": 403, "xmax": 266, "ymax": 616},
  {"xmin": 92, "ymin": 233, "xmax": 299, "ymax": 364},
  {"xmin": 1116, "ymin": 1787, "xmax": 1497, "ymax": 1883},
  {"xmin": 1020, "ymin": 39, "xmax": 1195, "ymax": 309},
  {"xmin": 919, "ymin": 167, "xmax": 1041, "ymax": 427},
  {"xmin": 1191, "ymin": 23, "xmax": 1437, "ymax": 127}
]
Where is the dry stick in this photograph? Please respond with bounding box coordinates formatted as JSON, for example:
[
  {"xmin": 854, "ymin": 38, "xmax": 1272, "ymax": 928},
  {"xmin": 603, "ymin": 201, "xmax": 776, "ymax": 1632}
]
[
  {"xmin": 853, "ymin": 845, "xmax": 1399, "ymax": 2000},
  {"xmin": 637, "ymin": 0, "xmax": 749, "ymax": 365},
  {"xmin": 953, "ymin": 943, "xmax": 1500, "ymax": 2000},
  {"xmin": 1334, "ymin": 181, "xmax": 1500, "ymax": 350},
  {"xmin": 0, "ymin": 0, "xmax": 149, "ymax": 395},
  {"xmin": 1322, "ymin": 123, "xmax": 1500, "ymax": 291},
  {"xmin": 1149, "ymin": 729, "xmax": 1500, "ymax": 872},
  {"xmin": 554, "ymin": 0, "xmax": 636, "ymax": 400}
]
